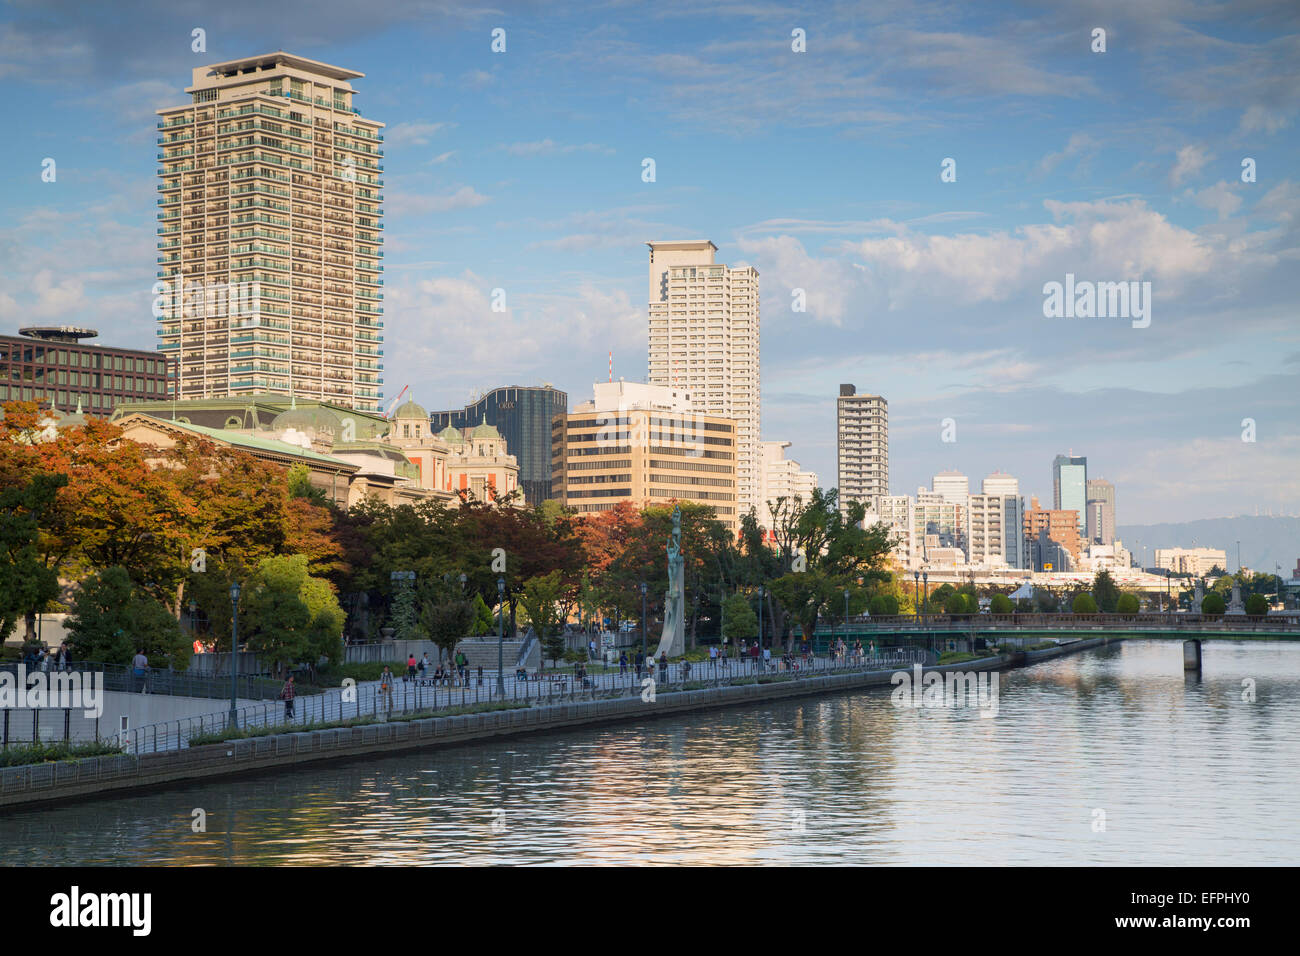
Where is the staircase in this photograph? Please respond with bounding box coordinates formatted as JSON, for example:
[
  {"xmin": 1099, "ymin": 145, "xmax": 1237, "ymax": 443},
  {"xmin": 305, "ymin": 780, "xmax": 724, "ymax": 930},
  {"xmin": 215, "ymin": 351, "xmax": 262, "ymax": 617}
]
[{"xmin": 453, "ymin": 636, "xmax": 526, "ymax": 671}]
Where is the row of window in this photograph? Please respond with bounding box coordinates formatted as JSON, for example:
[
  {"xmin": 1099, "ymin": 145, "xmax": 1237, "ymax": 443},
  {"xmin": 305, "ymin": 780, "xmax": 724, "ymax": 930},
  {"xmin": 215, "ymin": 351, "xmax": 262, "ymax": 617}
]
[
  {"xmin": 0, "ymin": 346, "xmax": 167, "ymax": 374},
  {"xmin": 7, "ymin": 367, "xmax": 164, "ymax": 393}
]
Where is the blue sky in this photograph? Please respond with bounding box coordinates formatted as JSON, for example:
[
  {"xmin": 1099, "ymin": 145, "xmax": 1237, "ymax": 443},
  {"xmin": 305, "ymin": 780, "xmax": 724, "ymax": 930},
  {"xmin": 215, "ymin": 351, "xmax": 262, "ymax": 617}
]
[{"xmin": 2, "ymin": 0, "xmax": 1298, "ymax": 524}]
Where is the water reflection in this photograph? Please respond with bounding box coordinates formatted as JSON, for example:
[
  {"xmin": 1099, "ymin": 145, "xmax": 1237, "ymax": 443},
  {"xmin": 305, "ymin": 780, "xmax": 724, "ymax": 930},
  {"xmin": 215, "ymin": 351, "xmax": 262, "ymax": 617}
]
[{"xmin": 2, "ymin": 641, "xmax": 1297, "ymax": 865}]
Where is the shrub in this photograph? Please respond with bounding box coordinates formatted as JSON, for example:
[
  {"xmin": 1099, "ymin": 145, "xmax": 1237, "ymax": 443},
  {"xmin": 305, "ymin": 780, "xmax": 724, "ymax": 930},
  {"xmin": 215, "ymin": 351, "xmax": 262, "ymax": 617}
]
[
  {"xmin": 867, "ymin": 593, "xmax": 899, "ymax": 616},
  {"xmin": 1201, "ymin": 592, "xmax": 1226, "ymax": 616},
  {"xmin": 989, "ymin": 594, "xmax": 1013, "ymax": 614},
  {"xmin": 1072, "ymin": 593, "xmax": 1098, "ymax": 614},
  {"xmin": 1116, "ymin": 593, "xmax": 1139, "ymax": 615},
  {"xmin": 1245, "ymin": 593, "xmax": 1268, "ymax": 616}
]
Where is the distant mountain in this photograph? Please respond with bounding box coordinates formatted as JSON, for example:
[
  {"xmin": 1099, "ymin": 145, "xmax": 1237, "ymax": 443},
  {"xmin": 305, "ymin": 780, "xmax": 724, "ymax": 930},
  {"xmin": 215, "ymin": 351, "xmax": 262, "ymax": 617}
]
[{"xmin": 1116, "ymin": 516, "xmax": 1300, "ymax": 576}]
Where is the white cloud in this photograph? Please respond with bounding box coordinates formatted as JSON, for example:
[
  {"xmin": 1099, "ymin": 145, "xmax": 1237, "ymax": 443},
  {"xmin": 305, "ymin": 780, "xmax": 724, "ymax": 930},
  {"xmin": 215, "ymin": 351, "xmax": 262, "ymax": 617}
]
[
  {"xmin": 384, "ymin": 121, "xmax": 452, "ymax": 147},
  {"xmin": 1171, "ymin": 145, "xmax": 1212, "ymax": 186},
  {"xmin": 387, "ymin": 186, "xmax": 489, "ymax": 214}
]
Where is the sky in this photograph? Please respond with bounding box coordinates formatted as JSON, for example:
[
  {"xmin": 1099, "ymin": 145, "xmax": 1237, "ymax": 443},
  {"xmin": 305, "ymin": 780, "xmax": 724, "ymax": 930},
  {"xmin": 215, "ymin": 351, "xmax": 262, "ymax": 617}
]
[{"xmin": 2, "ymin": 0, "xmax": 1298, "ymax": 524}]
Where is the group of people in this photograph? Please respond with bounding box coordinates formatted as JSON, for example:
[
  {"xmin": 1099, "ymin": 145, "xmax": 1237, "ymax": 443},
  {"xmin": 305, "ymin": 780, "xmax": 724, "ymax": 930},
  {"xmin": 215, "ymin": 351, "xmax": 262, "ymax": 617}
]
[
  {"xmin": 22, "ymin": 642, "xmax": 74, "ymax": 672},
  {"xmin": 404, "ymin": 652, "xmax": 478, "ymax": 687}
]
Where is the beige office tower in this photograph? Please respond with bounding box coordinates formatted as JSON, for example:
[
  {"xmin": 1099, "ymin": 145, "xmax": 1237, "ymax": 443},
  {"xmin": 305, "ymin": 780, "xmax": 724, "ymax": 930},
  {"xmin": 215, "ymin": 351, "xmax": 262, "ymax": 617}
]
[
  {"xmin": 837, "ymin": 384, "xmax": 888, "ymax": 517},
  {"xmin": 647, "ymin": 241, "xmax": 760, "ymax": 519},
  {"xmin": 156, "ymin": 52, "xmax": 384, "ymax": 411}
]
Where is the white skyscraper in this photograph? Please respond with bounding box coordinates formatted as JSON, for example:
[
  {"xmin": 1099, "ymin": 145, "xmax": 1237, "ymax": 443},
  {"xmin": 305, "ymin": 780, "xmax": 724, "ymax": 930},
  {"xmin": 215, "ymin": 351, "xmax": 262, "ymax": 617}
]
[
  {"xmin": 647, "ymin": 240, "xmax": 760, "ymax": 518},
  {"xmin": 837, "ymin": 383, "xmax": 889, "ymax": 517},
  {"xmin": 758, "ymin": 440, "xmax": 818, "ymax": 526}
]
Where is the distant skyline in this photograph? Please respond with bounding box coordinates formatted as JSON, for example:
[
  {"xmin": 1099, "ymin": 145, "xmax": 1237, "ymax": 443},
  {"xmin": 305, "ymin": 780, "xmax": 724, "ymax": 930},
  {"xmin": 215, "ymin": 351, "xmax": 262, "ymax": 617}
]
[{"xmin": 2, "ymin": 0, "xmax": 1298, "ymax": 522}]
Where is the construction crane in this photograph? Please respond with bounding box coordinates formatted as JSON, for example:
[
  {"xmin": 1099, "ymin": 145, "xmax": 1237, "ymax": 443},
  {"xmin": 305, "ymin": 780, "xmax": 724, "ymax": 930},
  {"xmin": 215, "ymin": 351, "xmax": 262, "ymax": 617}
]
[{"xmin": 382, "ymin": 385, "xmax": 410, "ymax": 418}]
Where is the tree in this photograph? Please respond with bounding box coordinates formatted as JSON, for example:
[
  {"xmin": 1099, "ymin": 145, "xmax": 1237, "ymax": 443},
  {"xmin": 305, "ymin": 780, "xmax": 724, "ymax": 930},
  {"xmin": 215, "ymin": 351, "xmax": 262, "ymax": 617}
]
[
  {"xmin": 389, "ymin": 581, "xmax": 419, "ymax": 640},
  {"xmin": 989, "ymin": 593, "xmax": 1013, "ymax": 615},
  {"xmin": 868, "ymin": 593, "xmax": 900, "ymax": 616},
  {"xmin": 0, "ymin": 472, "xmax": 65, "ymax": 642},
  {"xmin": 1245, "ymin": 592, "xmax": 1268, "ymax": 615},
  {"xmin": 241, "ymin": 554, "xmax": 345, "ymax": 675},
  {"xmin": 945, "ymin": 592, "xmax": 975, "ymax": 615},
  {"xmin": 1092, "ymin": 569, "xmax": 1121, "ymax": 613},
  {"xmin": 468, "ymin": 593, "xmax": 494, "ymax": 635},
  {"xmin": 1116, "ymin": 593, "xmax": 1140, "ymax": 615},
  {"xmin": 520, "ymin": 571, "xmax": 566, "ymax": 668},
  {"xmin": 721, "ymin": 593, "xmax": 757, "ymax": 644},
  {"xmin": 66, "ymin": 566, "xmax": 188, "ymax": 667},
  {"xmin": 416, "ymin": 576, "xmax": 474, "ymax": 665},
  {"xmin": 1201, "ymin": 592, "xmax": 1226, "ymax": 616},
  {"xmin": 1072, "ymin": 593, "xmax": 1098, "ymax": 614}
]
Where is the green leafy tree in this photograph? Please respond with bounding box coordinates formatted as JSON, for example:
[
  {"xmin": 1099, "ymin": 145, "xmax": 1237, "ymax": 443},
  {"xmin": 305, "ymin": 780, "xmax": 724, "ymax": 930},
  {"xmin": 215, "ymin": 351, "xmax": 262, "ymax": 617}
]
[
  {"xmin": 930, "ymin": 583, "xmax": 956, "ymax": 608},
  {"xmin": 721, "ymin": 593, "xmax": 757, "ymax": 644},
  {"xmin": 945, "ymin": 592, "xmax": 976, "ymax": 615},
  {"xmin": 520, "ymin": 571, "xmax": 566, "ymax": 668},
  {"xmin": 989, "ymin": 593, "xmax": 1013, "ymax": 614},
  {"xmin": 1245, "ymin": 593, "xmax": 1268, "ymax": 615},
  {"xmin": 0, "ymin": 472, "xmax": 65, "ymax": 642},
  {"xmin": 1092, "ymin": 569, "xmax": 1121, "ymax": 613},
  {"xmin": 1072, "ymin": 593, "xmax": 1099, "ymax": 614},
  {"xmin": 66, "ymin": 566, "xmax": 188, "ymax": 667},
  {"xmin": 468, "ymin": 593, "xmax": 494, "ymax": 635},
  {"xmin": 1116, "ymin": 593, "xmax": 1140, "ymax": 615},
  {"xmin": 389, "ymin": 582, "xmax": 419, "ymax": 640},
  {"xmin": 1201, "ymin": 592, "xmax": 1226, "ymax": 616},
  {"xmin": 241, "ymin": 554, "xmax": 345, "ymax": 674},
  {"xmin": 868, "ymin": 593, "xmax": 900, "ymax": 615},
  {"xmin": 416, "ymin": 576, "xmax": 474, "ymax": 665}
]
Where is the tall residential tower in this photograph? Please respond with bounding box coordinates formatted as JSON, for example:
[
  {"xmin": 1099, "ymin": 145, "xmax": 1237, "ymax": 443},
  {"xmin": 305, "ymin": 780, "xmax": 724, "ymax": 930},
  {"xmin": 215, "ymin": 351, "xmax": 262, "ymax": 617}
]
[
  {"xmin": 837, "ymin": 384, "xmax": 889, "ymax": 517},
  {"xmin": 646, "ymin": 240, "xmax": 760, "ymax": 518},
  {"xmin": 156, "ymin": 52, "xmax": 384, "ymax": 411}
]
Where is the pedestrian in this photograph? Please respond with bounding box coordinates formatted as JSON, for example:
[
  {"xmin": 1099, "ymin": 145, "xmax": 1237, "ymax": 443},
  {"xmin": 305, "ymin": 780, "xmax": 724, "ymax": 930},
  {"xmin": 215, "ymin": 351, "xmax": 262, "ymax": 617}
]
[
  {"xmin": 406, "ymin": 653, "xmax": 417, "ymax": 682},
  {"xmin": 280, "ymin": 674, "xmax": 296, "ymax": 719},
  {"xmin": 635, "ymin": 650, "xmax": 644, "ymax": 681},
  {"xmin": 379, "ymin": 665, "xmax": 395, "ymax": 714},
  {"xmin": 456, "ymin": 650, "xmax": 469, "ymax": 684},
  {"xmin": 131, "ymin": 649, "xmax": 149, "ymax": 693},
  {"xmin": 762, "ymin": 646, "xmax": 771, "ymax": 671},
  {"xmin": 709, "ymin": 645, "xmax": 717, "ymax": 664},
  {"xmin": 477, "ymin": 664, "xmax": 483, "ymax": 686},
  {"xmin": 418, "ymin": 653, "xmax": 430, "ymax": 678},
  {"xmin": 619, "ymin": 651, "xmax": 628, "ymax": 676},
  {"xmin": 659, "ymin": 650, "xmax": 668, "ymax": 679}
]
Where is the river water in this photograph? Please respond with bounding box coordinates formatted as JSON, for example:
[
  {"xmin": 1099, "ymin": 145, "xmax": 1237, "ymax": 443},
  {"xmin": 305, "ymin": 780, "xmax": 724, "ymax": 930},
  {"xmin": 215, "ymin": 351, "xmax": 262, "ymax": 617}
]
[{"xmin": 3, "ymin": 640, "xmax": 1297, "ymax": 865}]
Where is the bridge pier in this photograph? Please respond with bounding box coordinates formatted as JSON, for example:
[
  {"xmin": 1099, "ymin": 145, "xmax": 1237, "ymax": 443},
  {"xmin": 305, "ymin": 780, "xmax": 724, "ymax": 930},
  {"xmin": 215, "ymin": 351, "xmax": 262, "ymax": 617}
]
[{"xmin": 1183, "ymin": 640, "xmax": 1202, "ymax": 673}]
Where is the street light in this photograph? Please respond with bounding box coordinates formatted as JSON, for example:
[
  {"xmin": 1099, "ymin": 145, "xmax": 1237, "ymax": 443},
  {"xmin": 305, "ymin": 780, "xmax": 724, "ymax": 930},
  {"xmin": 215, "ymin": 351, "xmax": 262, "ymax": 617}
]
[
  {"xmin": 922, "ymin": 570, "xmax": 929, "ymax": 616},
  {"xmin": 844, "ymin": 588, "xmax": 851, "ymax": 641},
  {"xmin": 913, "ymin": 570, "xmax": 920, "ymax": 620},
  {"xmin": 229, "ymin": 580, "xmax": 241, "ymax": 729},
  {"xmin": 757, "ymin": 585, "xmax": 765, "ymax": 663},
  {"xmin": 496, "ymin": 577, "xmax": 506, "ymax": 696}
]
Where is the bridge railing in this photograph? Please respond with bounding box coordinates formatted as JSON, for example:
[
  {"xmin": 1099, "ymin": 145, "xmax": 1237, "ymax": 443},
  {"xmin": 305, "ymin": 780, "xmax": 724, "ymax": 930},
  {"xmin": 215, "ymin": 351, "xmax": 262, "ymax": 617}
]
[{"xmin": 845, "ymin": 612, "xmax": 1300, "ymax": 629}]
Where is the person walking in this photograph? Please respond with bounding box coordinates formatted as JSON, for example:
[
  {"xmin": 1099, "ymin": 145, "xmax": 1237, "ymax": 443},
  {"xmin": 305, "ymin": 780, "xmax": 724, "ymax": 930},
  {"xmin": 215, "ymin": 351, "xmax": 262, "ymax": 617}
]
[
  {"xmin": 762, "ymin": 645, "xmax": 771, "ymax": 671},
  {"xmin": 635, "ymin": 650, "xmax": 644, "ymax": 681},
  {"xmin": 619, "ymin": 651, "xmax": 628, "ymax": 676},
  {"xmin": 659, "ymin": 650, "xmax": 669, "ymax": 682},
  {"xmin": 406, "ymin": 653, "xmax": 417, "ymax": 682},
  {"xmin": 456, "ymin": 649, "xmax": 469, "ymax": 685},
  {"xmin": 418, "ymin": 653, "xmax": 430, "ymax": 679},
  {"xmin": 131, "ymin": 649, "xmax": 149, "ymax": 693},
  {"xmin": 379, "ymin": 665, "xmax": 395, "ymax": 715},
  {"xmin": 280, "ymin": 674, "xmax": 296, "ymax": 720}
]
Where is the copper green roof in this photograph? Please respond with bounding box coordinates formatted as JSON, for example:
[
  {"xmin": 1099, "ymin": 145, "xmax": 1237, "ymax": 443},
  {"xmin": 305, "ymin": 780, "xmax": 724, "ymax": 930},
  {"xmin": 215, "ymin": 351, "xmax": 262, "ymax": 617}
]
[
  {"xmin": 134, "ymin": 416, "xmax": 354, "ymax": 467},
  {"xmin": 393, "ymin": 398, "xmax": 428, "ymax": 420}
]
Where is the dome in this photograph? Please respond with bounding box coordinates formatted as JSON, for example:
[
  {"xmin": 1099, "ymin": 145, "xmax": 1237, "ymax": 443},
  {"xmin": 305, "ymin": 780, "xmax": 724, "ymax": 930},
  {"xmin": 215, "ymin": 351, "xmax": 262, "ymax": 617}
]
[
  {"xmin": 393, "ymin": 398, "xmax": 428, "ymax": 420},
  {"xmin": 470, "ymin": 416, "xmax": 499, "ymax": 439},
  {"xmin": 438, "ymin": 424, "xmax": 464, "ymax": 443},
  {"xmin": 270, "ymin": 398, "xmax": 340, "ymax": 437}
]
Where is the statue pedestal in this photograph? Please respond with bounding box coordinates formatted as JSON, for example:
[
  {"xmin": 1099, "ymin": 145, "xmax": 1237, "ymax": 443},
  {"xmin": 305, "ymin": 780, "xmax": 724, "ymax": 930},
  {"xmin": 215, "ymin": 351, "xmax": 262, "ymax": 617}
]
[
  {"xmin": 655, "ymin": 608, "xmax": 685, "ymax": 659},
  {"xmin": 1226, "ymin": 583, "xmax": 1246, "ymax": 615}
]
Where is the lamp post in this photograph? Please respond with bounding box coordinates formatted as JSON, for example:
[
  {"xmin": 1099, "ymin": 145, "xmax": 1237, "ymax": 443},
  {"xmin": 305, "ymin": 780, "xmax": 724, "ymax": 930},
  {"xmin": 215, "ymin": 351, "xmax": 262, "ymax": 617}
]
[
  {"xmin": 640, "ymin": 582, "xmax": 648, "ymax": 663},
  {"xmin": 913, "ymin": 570, "xmax": 920, "ymax": 621},
  {"xmin": 229, "ymin": 580, "xmax": 241, "ymax": 729},
  {"xmin": 496, "ymin": 577, "xmax": 506, "ymax": 696},
  {"xmin": 922, "ymin": 571, "xmax": 929, "ymax": 616},
  {"xmin": 719, "ymin": 589, "xmax": 726, "ymax": 658},
  {"xmin": 757, "ymin": 585, "xmax": 765, "ymax": 662},
  {"xmin": 844, "ymin": 588, "xmax": 851, "ymax": 645}
]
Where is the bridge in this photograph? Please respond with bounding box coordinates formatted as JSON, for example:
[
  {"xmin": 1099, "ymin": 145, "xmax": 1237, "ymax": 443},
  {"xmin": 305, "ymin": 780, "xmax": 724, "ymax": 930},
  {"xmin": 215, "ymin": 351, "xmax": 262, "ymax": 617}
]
[{"xmin": 813, "ymin": 612, "xmax": 1300, "ymax": 672}]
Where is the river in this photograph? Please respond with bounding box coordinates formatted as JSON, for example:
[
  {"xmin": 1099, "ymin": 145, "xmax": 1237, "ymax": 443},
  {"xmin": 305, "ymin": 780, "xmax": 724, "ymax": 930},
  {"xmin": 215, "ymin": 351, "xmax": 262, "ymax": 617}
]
[{"xmin": 3, "ymin": 640, "xmax": 1297, "ymax": 865}]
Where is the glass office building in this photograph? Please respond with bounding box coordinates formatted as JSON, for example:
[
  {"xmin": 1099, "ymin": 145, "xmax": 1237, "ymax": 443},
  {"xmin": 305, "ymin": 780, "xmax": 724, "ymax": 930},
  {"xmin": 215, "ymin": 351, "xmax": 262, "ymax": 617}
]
[
  {"xmin": 429, "ymin": 385, "xmax": 568, "ymax": 506},
  {"xmin": 1, "ymin": 327, "xmax": 173, "ymax": 417},
  {"xmin": 1052, "ymin": 454, "xmax": 1088, "ymax": 533}
]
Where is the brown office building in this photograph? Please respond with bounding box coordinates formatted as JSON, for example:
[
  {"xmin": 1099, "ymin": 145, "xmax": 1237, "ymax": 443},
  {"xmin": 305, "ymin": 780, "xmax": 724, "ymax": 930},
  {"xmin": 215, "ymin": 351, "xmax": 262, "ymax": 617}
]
[
  {"xmin": 552, "ymin": 382, "xmax": 738, "ymax": 531},
  {"xmin": 0, "ymin": 327, "xmax": 174, "ymax": 417},
  {"xmin": 1024, "ymin": 495, "xmax": 1082, "ymax": 570}
]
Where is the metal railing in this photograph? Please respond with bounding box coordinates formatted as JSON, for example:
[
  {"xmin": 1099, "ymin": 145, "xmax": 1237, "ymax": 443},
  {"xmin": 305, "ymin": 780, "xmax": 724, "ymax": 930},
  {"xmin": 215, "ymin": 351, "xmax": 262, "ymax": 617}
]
[
  {"xmin": 0, "ymin": 661, "xmax": 283, "ymax": 701},
  {"xmin": 828, "ymin": 612, "xmax": 1300, "ymax": 631},
  {"xmin": 1, "ymin": 708, "xmax": 100, "ymax": 748},
  {"xmin": 117, "ymin": 648, "xmax": 931, "ymax": 755}
]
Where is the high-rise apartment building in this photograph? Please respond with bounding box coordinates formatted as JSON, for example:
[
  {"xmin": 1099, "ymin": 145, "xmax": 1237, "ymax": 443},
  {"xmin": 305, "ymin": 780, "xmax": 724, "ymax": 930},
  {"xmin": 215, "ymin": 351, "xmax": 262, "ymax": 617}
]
[
  {"xmin": 429, "ymin": 385, "xmax": 568, "ymax": 506},
  {"xmin": 156, "ymin": 52, "xmax": 384, "ymax": 411},
  {"xmin": 1052, "ymin": 454, "xmax": 1088, "ymax": 533},
  {"xmin": 981, "ymin": 472, "xmax": 1026, "ymax": 569},
  {"xmin": 837, "ymin": 384, "xmax": 889, "ymax": 517},
  {"xmin": 646, "ymin": 241, "xmax": 759, "ymax": 519},
  {"xmin": 552, "ymin": 382, "xmax": 739, "ymax": 531},
  {"xmin": 931, "ymin": 470, "xmax": 969, "ymax": 503},
  {"xmin": 1086, "ymin": 477, "xmax": 1116, "ymax": 544},
  {"xmin": 758, "ymin": 440, "xmax": 818, "ymax": 525},
  {"xmin": 1154, "ymin": 547, "xmax": 1227, "ymax": 577}
]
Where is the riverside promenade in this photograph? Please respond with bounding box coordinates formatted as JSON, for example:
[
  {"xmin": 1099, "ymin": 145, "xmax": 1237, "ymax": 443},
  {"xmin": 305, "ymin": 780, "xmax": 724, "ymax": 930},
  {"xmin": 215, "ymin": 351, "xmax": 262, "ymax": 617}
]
[{"xmin": 0, "ymin": 639, "xmax": 1105, "ymax": 810}]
